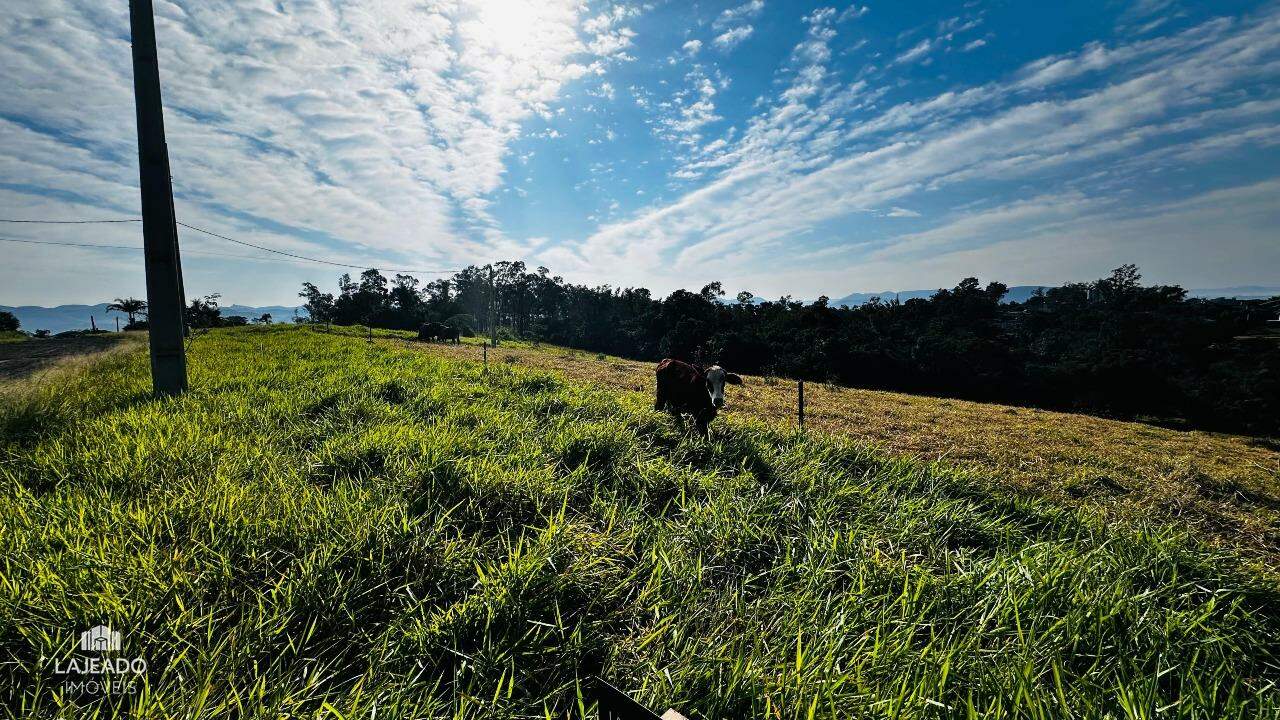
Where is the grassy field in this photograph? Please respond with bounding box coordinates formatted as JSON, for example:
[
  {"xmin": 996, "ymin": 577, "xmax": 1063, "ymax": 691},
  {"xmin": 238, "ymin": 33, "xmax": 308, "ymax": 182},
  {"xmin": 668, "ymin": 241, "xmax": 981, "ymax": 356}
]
[
  {"xmin": 411, "ymin": 336, "xmax": 1280, "ymax": 568},
  {"xmin": 1, "ymin": 325, "xmax": 1278, "ymax": 718}
]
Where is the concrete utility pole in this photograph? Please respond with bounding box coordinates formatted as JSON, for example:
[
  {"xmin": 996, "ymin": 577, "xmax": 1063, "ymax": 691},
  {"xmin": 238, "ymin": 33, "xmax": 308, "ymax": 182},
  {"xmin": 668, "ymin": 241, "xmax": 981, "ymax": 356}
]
[{"xmin": 129, "ymin": 0, "xmax": 187, "ymax": 395}]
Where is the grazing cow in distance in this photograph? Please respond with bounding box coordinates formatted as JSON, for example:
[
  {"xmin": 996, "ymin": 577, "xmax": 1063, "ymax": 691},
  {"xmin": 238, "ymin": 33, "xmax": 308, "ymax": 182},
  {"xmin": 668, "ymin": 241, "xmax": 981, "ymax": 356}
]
[
  {"xmin": 418, "ymin": 321, "xmax": 459, "ymax": 343},
  {"xmin": 417, "ymin": 322, "xmax": 442, "ymax": 341},
  {"xmin": 654, "ymin": 358, "xmax": 743, "ymax": 438}
]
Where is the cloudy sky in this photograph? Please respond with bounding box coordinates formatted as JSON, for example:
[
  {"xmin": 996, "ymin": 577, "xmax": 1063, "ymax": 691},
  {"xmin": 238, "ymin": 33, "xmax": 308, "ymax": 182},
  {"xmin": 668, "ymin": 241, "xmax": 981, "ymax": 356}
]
[{"xmin": 2, "ymin": 0, "xmax": 1278, "ymax": 306}]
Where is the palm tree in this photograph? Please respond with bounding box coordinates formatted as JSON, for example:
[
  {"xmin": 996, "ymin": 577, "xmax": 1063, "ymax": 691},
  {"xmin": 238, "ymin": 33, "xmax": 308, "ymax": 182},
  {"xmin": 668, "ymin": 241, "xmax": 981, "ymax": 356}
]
[{"xmin": 107, "ymin": 297, "xmax": 147, "ymax": 325}]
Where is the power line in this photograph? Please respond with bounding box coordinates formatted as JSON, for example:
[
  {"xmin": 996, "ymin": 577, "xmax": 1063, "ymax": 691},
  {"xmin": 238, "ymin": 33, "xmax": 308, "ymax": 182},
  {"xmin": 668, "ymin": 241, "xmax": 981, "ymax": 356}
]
[
  {"xmin": 0, "ymin": 235, "xmax": 334, "ymax": 265},
  {"xmin": 174, "ymin": 221, "xmax": 457, "ymax": 274},
  {"xmin": 0, "ymin": 217, "xmax": 459, "ymax": 274},
  {"xmin": 0, "ymin": 218, "xmax": 142, "ymax": 224},
  {"xmin": 0, "ymin": 236, "xmax": 142, "ymax": 251}
]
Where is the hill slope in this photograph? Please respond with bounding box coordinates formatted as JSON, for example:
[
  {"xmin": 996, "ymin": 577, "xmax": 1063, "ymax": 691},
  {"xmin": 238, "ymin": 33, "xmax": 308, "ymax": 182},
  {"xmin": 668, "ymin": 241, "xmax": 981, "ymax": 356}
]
[
  {"xmin": 412, "ymin": 336, "xmax": 1280, "ymax": 564},
  {"xmin": 1, "ymin": 326, "xmax": 1277, "ymax": 717}
]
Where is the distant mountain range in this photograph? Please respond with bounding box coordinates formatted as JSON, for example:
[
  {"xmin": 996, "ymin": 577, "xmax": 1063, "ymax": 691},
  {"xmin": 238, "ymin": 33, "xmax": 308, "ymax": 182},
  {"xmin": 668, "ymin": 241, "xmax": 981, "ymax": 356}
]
[
  {"xmin": 831, "ymin": 285, "xmax": 1048, "ymax": 306},
  {"xmin": 1183, "ymin": 286, "xmax": 1280, "ymax": 300},
  {"xmin": 0, "ymin": 303, "xmax": 305, "ymax": 334},
  {"xmin": 831, "ymin": 285, "xmax": 1280, "ymax": 307}
]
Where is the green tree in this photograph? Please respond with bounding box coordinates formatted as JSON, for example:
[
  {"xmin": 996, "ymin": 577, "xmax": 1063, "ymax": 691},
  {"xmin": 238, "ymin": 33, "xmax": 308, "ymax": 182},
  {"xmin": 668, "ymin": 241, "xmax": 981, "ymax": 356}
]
[
  {"xmin": 107, "ymin": 297, "xmax": 147, "ymax": 325},
  {"xmin": 185, "ymin": 294, "xmax": 223, "ymax": 328},
  {"xmin": 298, "ymin": 282, "xmax": 336, "ymax": 323}
]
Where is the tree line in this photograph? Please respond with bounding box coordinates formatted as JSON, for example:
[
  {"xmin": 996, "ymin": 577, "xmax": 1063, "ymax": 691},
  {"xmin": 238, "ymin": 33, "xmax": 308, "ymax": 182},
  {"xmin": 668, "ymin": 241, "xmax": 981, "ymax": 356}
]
[
  {"xmin": 4, "ymin": 262, "xmax": 1274, "ymax": 434},
  {"xmin": 292, "ymin": 263, "xmax": 1278, "ymax": 436}
]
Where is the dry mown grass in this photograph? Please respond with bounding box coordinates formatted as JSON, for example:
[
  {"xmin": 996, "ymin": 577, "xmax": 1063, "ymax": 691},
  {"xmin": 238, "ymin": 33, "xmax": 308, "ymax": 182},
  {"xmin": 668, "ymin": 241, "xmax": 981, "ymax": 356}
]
[
  {"xmin": 403, "ymin": 336, "xmax": 1280, "ymax": 568},
  {"xmin": 0, "ymin": 332, "xmax": 144, "ymax": 382}
]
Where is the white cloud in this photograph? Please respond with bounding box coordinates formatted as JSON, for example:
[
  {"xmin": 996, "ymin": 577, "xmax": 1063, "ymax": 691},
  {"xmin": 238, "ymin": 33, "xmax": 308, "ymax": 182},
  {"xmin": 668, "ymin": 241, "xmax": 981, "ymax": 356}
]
[
  {"xmin": 869, "ymin": 192, "xmax": 1102, "ymax": 262},
  {"xmin": 740, "ymin": 181, "xmax": 1280, "ymax": 298},
  {"xmin": 652, "ymin": 68, "xmax": 724, "ymax": 149},
  {"xmin": 864, "ymin": 180, "xmax": 1280, "ymax": 290},
  {"xmin": 894, "ymin": 39, "xmax": 934, "ymax": 65},
  {"xmin": 713, "ymin": 0, "xmax": 765, "ymax": 30},
  {"xmin": 5, "ymin": 1, "xmax": 1279, "ymax": 305},
  {"xmin": 1119, "ymin": 0, "xmax": 1179, "ymax": 30},
  {"xmin": 937, "ymin": 16, "xmax": 982, "ymax": 37},
  {"xmin": 584, "ymin": 4, "xmax": 640, "ymax": 35},
  {"xmin": 713, "ymin": 25, "xmax": 755, "ymax": 51},
  {"xmin": 893, "ymin": 15, "xmax": 981, "ymax": 65},
  {"xmin": 838, "ymin": 5, "xmax": 870, "ymax": 23},
  {"xmin": 559, "ymin": 6, "xmax": 1280, "ymax": 296},
  {"xmin": 0, "ymin": 0, "xmax": 640, "ymax": 303},
  {"xmin": 588, "ymin": 26, "xmax": 637, "ymax": 57}
]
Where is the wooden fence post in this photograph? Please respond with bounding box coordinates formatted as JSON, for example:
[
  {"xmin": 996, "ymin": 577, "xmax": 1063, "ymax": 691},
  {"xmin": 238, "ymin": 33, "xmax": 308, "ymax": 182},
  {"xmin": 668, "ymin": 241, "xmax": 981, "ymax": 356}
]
[
  {"xmin": 483, "ymin": 343, "xmax": 488, "ymax": 372},
  {"xmin": 798, "ymin": 379, "xmax": 805, "ymax": 431}
]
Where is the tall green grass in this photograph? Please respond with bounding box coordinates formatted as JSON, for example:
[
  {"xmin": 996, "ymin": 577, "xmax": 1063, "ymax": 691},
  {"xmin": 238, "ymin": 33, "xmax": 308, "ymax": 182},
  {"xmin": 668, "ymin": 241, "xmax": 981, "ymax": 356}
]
[{"xmin": 1, "ymin": 325, "xmax": 1277, "ymax": 718}]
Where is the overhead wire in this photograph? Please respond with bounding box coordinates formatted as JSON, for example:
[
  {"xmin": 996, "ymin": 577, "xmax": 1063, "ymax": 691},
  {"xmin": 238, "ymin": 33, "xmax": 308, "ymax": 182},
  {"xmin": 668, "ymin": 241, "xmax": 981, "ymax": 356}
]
[
  {"xmin": 0, "ymin": 218, "xmax": 141, "ymax": 224},
  {"xmin": 0, "ymin": 235, "xmax": 347, "ymax": 266},
  {"xmin": 0, "ymin": 217, "xmax": 459, "ymax": 274}
]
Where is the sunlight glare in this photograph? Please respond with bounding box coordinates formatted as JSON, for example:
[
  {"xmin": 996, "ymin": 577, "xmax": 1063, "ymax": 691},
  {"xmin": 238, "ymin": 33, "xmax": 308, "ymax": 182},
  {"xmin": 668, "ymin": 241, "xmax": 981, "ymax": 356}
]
[{"xmin": 472, "ymin": 0, "xmax": 558, "ymax": 61}]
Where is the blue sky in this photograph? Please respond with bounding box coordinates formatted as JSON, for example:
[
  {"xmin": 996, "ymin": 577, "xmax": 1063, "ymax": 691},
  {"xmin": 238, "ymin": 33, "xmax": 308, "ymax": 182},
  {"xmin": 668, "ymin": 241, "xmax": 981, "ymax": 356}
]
[{"xmin": 1, "ymin": 0, "xmax": 1278, "ymax": 305}]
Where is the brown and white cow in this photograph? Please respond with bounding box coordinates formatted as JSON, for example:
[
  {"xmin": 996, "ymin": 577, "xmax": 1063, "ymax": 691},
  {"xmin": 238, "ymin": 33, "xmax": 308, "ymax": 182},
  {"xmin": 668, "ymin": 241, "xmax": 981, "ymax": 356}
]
[{"xmin": 654, "ymin": 358, "xmax": 743, "ymax": 438}]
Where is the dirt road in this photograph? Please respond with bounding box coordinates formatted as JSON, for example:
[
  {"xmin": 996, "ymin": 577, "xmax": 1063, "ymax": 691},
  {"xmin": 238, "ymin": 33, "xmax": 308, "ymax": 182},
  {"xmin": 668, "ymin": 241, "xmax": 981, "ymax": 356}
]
[{"xmin": 0, "ymin": 334, "xmax": 135, "ymax": 382}]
